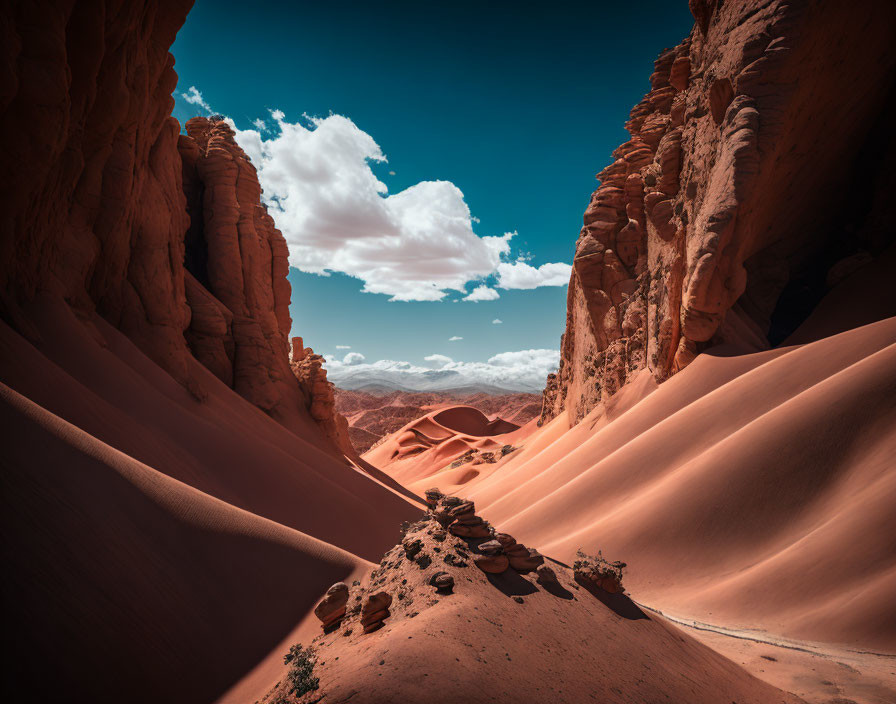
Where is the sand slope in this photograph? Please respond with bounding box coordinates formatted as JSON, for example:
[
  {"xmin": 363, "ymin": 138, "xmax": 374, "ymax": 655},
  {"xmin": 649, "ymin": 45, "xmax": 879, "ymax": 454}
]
[
  {"xmin": 0, "ymin": 297, "xmax": 419, "ymax": 702},
  {"xmin": 0, "ymin": 381, "xmax": 371, "ymax": 703},
  {"xmin": 0, "ymin": 298, "xmax": 417, "ymax": 559},
  {"xmin": 445, "ymin": 318, "xmax": 896, "ymax": 650}
]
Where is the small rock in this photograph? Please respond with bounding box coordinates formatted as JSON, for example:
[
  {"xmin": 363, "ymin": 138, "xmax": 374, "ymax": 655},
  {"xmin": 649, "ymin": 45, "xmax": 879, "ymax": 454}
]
[
  {"xmin": 429, "ymin": 571, "xmax": 455, "ymax": 594},
  {"xmin": 478, "ymin": 540, "xmax": 503, "ymax": 556}
]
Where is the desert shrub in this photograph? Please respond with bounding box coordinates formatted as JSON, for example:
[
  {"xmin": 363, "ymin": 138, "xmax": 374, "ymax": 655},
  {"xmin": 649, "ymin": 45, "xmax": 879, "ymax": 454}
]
[{"xmin": 283, "ymin": 643, "xmax": 318, "ymax": 696}]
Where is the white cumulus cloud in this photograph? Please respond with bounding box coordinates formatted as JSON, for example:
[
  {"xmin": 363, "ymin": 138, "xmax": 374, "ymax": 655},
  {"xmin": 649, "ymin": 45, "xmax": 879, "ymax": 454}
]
[
  {"xmin": 335, "ymin": 345, "xmax": 351, "ymax": 349},
  {"xmin": 181, "ymin": 86, "xmax": 211, "ymax": 113},
  {"xmin": 424, "ymin": 354, "xmax": 453, "ymax": 368},
  {"xmin": 448, "ymin": 336, "xmax": 463, "ymax": 341},
  {"xmin": 463, "ymin": 285, "xmax": 500, "ymax": 302},
  {"xmin": 492, "ymin": 318, "xmax": 503, "ymax": 324},
  {"xmin": 342, "ymin": 352, "xmax": 366, "ymax": 365},
  {"xmin": 496, "ymin": 260, "xmax": 572, "ymax": 289},
  {"xmin": 213, "ymin": 108, "xmax": 571, "ymax": 301}
]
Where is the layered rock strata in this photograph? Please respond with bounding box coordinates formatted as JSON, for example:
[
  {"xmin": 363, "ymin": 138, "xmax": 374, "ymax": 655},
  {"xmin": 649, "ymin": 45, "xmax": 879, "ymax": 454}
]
[{"xmin": 543, "ymin": 0, "xmax": 896, "ymax": 425}]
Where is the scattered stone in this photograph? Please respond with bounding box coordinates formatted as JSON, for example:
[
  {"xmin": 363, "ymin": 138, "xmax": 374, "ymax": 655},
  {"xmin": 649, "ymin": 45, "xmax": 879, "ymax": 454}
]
[
  {"xmin": 573, "ymin": 550, "xmax": 626, "ymax": 594},
  {"xmin": 509, "ymin": 548, "xmax": 545, "ymax": 574},
  {"xmin": 429, "ymin": 571, "xmax": 455, "ymax": 594},
  {"xmin": 415, "ymin": 553, "xmax": 432, "ymax": 569},
  {"xmin": 449, "ymin": 519, "xmax": 491, "ymax": 538},
  {"xmin": 444, "ymin": 553, "xmax": 468, "ymax": 568},
  {"xmin": 513, "ymin": 596, "xmax": 525, "ymax": 604},
  {"xmin": 403, "ymin": 537, "xmax": 423, "ymax": 559},
  {"xmin": 477, "ymin": 540, "xmax": 503, "ymax": 556}
]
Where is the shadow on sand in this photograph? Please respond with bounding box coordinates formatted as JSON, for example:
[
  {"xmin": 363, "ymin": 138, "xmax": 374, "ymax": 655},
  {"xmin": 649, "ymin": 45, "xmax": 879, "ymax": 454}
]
[
  {"xmin": 486, "ymin": 569, "xmax": 539, "ymax": 597},
  {"xmin": 576, "ymin": 578, "xmax": 650, "ymax": 620}
]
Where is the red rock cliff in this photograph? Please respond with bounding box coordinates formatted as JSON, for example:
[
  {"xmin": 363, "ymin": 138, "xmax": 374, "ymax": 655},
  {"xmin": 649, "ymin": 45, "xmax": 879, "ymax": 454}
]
[
  {"xmin": 1, "ymin": 0, "xmax": 194, "ymax": 380},
  {"xmin": 0, "ymin": 2, "xmax": 351, "ymax": 453},
  {"xmin": 543, "ymin": 0, "xmax": 896, "ymax": 425}
]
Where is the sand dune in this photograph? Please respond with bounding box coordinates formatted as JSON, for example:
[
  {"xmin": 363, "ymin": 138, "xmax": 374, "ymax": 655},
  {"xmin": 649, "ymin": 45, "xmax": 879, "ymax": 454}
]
[
  {"xmin": 0, "ymin": 298, "xmax": 417, "ymax": 559},
  {"xmin": 0, "ymin": 297, "xmax": 422, "ymax": 702},
  {"xmin": 0, "ymin": 380, "xmax": 372, "ymax": 703},
  {"xmin": 434, "ymin": 318, "xmax": 896, "ymax": 650},
  {"xmin": 364, "ymin": 405, "xmax": 532, "ymax": 492}
]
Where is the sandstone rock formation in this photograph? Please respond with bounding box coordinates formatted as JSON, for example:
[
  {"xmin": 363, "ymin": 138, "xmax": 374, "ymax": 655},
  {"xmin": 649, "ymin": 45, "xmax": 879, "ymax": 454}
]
[
  {"xmin": 289, "ymin": 337, "xmax": 355, "ymax": 455},
  {"xmin": 1, "ymin": 0, "xmax": 195, "ymax": 383},
  {"xmin": 543, "ymin": 0, "xmax": 896, "ymax": 425},
  {"xmin": 573, "ymin": 551, "xmax": 626, "ymax": 595},
  {"xmin": 178, "ymin": 117, "xmax": 295, "ymax": 413},
  {"xmin": 360, "ymin": 591, "xmax": 392, "ymax": 634},
  {"xmin": 314, "ymin": 582, "xmax": 350, "ymax": 632},
  {"xmin": 0, "ymin": 1, "xmax": 353, "ymax": 455}
]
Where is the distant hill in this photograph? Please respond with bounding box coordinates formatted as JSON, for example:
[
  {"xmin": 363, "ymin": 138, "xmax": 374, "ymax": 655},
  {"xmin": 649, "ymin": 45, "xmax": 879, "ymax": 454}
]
[{"xmin": 335, "ymin": 388, "xmax": 542, "ymax": 453}]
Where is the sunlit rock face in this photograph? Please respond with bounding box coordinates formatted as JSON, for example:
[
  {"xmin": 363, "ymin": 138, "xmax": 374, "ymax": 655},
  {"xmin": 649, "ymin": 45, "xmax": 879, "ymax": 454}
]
[{"xmin": 542, "ymin": 0, "xmax": 896, "ymax": 426}]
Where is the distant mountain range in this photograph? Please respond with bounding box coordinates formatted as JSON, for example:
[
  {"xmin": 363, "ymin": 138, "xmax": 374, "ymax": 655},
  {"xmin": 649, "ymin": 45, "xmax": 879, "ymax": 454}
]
[{"xmin": 326, "ymin": 367, "xmax": 540, "ymax": 394}]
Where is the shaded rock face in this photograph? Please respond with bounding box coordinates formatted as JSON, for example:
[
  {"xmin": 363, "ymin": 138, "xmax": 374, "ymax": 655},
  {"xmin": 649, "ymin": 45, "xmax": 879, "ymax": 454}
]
[
  {"xmin": 290, "ymin": 337, "xmax": 356, "ymax": 456},
  {"xmin": 0, "ymin": 4, "xmax": 354, "ymax": 453},
  {"xmin": 543, "ymin": 0, "xmax": 896, "ymax": 425},
  {"xmin": 178, "ymin": 117, "xmax": 296, "ymax": 412},
  {"xmin": 0, "ymin": 0, "xmax": 195, "ymax": 382}
]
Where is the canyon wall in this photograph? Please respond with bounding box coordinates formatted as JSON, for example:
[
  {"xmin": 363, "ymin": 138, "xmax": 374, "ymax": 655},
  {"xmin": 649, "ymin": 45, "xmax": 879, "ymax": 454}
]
[
  {"xmin": 543, "ymin": 0, "xmax": 896, "ymax": 425},
  {"xmin": 0, "ymin": 2, "xmax": 350, "ymax": 450}
]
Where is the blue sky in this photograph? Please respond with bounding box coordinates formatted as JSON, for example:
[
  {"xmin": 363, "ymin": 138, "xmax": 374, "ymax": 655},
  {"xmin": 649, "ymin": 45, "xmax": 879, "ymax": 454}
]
[{"xmin": 170, "ymin": 1, "xmax": 693, "ymax": 388}]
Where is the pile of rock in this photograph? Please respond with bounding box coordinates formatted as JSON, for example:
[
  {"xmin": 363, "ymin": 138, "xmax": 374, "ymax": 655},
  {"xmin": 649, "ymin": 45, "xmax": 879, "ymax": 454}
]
[
  {"xmin": 573, "ymin": 550, "xmax": 626, "ymax": 594},
  {"xmin": 313, "ymin": 582, "xmax": 349, "ymax": 633},
  {"xmin": 496, "ymin": 533, "xmax": 545, "ymax": 573},
  {"xmin": 425, "ymin": 491, "xmax": 548, "ymax": 577},
  {"xmin": 473, "ymin": 540, "xmax": 509, "ymax": 574}
]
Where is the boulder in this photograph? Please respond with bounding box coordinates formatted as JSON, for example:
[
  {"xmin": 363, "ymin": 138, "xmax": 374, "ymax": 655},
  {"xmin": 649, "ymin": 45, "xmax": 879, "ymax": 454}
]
[
  {"xmin": 473, "ymin": 554, "xmax": 510, "ymax": 574},
  {"xmin": 314, "ymin": 582, "xmax": 350, "ymax": 631}
]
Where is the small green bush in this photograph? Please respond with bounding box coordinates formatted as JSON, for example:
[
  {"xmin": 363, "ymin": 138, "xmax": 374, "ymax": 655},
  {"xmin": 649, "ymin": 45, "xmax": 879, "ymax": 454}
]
[{"xmin": 283, "ymin": 643, "xmax": 319, "ymax": 696}]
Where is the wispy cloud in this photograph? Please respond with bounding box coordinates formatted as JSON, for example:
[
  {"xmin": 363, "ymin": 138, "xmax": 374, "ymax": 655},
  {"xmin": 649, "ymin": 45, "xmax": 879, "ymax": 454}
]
[
  {"xmin": 448, "ymin": 336, "xmax": 463, "ymax": 341},
  {"xmin": 181, "ymin": 86, "xmax": 211, "ymax": 113},
  {"xmin": 335, "ymin": 345, "xmax": 351, "ymax": 349}
]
